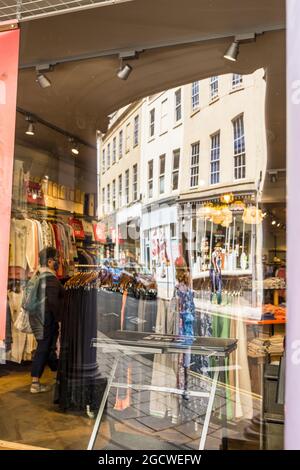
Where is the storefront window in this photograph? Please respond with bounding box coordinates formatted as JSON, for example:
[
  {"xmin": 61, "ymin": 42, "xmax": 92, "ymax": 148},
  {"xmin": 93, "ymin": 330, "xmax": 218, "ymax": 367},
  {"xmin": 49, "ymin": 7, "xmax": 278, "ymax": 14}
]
[{"xmin": 1, "ymin": 7, "xmax": 285, "ymax": 451}]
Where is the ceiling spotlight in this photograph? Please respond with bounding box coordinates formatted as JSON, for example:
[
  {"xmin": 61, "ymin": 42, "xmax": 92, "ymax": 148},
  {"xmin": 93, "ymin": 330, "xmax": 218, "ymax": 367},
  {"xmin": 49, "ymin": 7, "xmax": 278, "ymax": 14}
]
[
  {"xmin": 70, "ymin": 139, "xmax": 79, "ymax": 156},
  {"xmin": 277, "ymin": 223, "xmax": 281, "ymax": 228},
  {"xmin": 35, "ymin": 65, "xmax": 53, "ymax": 88},
  {"xmin": 25, "ymin": 115, "xmax": 35, "ymax": 135},
  {"xmin": 272, "ymin": 220, "xmax": 276, "ymax": 226},
  {"xmin": 117, "ymin": 62, "xmax": 132, "ymax": 80},
  {"xmin": 26, "ymin": 122, "xmax": 35, "ymax": 136},
  {"xmin": 36, "ymin": 72, "xmax": 51, "ymax": 88},
  {"xmin": 224, "ymin": 40, "xmax": 240, "ymax": 62}
]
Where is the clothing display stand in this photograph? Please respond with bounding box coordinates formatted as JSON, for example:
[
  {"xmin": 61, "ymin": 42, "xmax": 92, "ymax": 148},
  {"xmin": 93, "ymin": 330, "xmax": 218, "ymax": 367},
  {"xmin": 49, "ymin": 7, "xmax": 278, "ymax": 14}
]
[{"xmin": 87, "ymin": 331, "xmax": 237, "ymax": 450}]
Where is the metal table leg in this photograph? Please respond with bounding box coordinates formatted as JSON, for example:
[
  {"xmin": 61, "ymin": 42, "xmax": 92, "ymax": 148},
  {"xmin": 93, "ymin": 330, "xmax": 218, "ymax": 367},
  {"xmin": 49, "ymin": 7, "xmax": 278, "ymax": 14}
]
[
  {"xmin": 198, "ymin": 369, "xmax": 219, "ymax": 450},
  {"xmin": 87, "ymin": 354, "xmax": 120, "ymax": 450},
  {"xmin": 220, "ymin": 356, "xmax": 228, "ymax": 450}
]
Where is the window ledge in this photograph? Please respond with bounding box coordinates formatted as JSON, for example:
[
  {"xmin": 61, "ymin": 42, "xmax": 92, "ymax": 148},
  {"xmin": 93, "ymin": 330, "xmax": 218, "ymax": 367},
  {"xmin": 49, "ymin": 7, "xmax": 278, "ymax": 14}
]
[
  {"xmin": 209, "ymin": 96, "xmax": 219, "ymax": 105},
  {"xmin": 229, "ymin": 86, "xmax": 244, "ymax": 95},
  {"xmin": 190, "ymin": 108, "xmax": 200, "ymax": 118},
  {"xmin": 159, "ymin": 130, "xmax": 168, "ymax": 137},
  {"xmin": 173, "ymin": 121, "xmax": 183, "ymax": 129}
]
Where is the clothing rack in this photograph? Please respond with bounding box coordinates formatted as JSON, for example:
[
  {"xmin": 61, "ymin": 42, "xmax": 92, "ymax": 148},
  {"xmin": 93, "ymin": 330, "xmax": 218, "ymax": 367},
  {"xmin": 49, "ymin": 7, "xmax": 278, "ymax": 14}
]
[{"xmin": 25, "ymin": 204, "xmax": 95, "ymax": 221}]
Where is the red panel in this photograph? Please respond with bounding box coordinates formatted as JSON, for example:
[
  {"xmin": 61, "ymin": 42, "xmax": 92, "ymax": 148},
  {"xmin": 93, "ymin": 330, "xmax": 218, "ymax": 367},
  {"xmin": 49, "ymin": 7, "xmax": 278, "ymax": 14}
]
[{"xmin": 0, "ymin": 24, "xmax": 20, "ymax": 341}]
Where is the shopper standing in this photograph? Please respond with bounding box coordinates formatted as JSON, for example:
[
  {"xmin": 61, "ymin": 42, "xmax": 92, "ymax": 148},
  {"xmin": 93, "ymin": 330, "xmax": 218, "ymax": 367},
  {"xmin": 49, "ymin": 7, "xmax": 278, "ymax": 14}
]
[{"xmin": 30, "ymin": 247, "xmax": 65, "ymax": 393}]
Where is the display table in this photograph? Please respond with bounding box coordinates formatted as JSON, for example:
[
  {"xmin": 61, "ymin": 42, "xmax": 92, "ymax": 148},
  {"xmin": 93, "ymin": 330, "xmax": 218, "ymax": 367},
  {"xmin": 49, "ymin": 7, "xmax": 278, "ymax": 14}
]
[
  {"xmin": 87, "ymin": 331, "xmax": 237, "ymax": 451},
  {"xmin": 246, "ymin": 318, "xmax": 286, "ymax": 336}
]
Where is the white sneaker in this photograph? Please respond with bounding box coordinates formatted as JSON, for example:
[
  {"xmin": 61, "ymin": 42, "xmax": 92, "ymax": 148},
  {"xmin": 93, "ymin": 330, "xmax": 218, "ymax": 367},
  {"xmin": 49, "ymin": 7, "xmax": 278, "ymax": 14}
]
[{"xmin": 30, "ymin": 383, "xmax": 52, "ymax": 394}]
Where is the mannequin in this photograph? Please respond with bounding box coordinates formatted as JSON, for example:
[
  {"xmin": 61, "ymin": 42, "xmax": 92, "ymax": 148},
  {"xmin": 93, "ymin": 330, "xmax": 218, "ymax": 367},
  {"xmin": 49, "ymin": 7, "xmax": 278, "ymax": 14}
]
[{"xmin": 210, "ymin": 245, "xmax": 222, "ymax": 305}]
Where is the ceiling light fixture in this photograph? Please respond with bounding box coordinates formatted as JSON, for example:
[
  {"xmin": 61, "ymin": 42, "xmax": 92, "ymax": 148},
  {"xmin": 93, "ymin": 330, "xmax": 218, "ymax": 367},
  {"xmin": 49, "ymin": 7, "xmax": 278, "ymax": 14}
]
[
  {"xmin": 116, "ymin": 51, "xmax": 138, "ymax": 80},
  {"xmin": 25, "ymin": 115, "xmax": 35, "ymax": 136},
  {"xmin": 69, "ymin": 138, "xmax": 79, "ymax": 156},
  {"xmin": 272, "ymin": 220, "xmax": 276, "ymax": 226},
  {"xmin": 117, "ymin": 61, "xmax": 132, "ymax": 80},
  {"xmin": 224, "ymin": 41, "xmax": 239, "ymax": 62},
  {"xmin": 224, "ymin": 33, "xmax": 256, "ymax": 62},
  {"xmin": 36, "ymin": 72, "xmax": 51, "ymax": 88},
  {"xmin": 35, "ymin": 64, "xmax": 52, "ymax": 88}
]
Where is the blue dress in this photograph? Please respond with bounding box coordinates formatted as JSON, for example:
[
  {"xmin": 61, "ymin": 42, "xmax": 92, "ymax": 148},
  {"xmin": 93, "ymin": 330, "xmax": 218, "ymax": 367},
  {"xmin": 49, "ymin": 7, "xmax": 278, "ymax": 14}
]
[{"xmin": 176, "ymin": 284, "xmax": 195, "ymax": 338}]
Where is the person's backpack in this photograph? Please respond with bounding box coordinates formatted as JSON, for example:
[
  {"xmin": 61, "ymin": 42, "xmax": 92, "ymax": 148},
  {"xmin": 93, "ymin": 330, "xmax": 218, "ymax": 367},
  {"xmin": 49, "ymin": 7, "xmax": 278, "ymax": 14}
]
[
  {"xmin": 21, "ymin": 271, "xmax": 54, "ymax": 339},
  {"xmin": 22, "ymin": 271, "xmax": 44, "ymax": 314}
]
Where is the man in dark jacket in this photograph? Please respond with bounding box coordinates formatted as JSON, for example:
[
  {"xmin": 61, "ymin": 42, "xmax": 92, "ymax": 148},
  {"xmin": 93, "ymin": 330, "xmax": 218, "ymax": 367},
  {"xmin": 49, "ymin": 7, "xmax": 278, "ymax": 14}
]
[{"xmin": 30, "ymin": 247, "xmax": 64, "ymax": 394}]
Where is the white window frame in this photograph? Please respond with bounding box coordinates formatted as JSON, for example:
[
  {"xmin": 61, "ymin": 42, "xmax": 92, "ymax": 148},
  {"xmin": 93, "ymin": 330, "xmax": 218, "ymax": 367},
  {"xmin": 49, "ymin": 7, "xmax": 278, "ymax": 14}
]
[
  {"xmin": 160, "ymin": 98, "xmax": 168, "ymax": 134},
  {"xmin": 172, "ymin": 149, "xmax": 180, "ymax": 191},
  {"xmin": 191, "ymin": 81, "xmax": 200, "ymax": 111},
  {"xmin": 112, "ymin": 137, "xmax": 116, "ymax": 164},
  {"xmin": 118, "ymin": 174, "xmax": 122, "ymax": 207},
  {"xmin": 112, "ymin": 179, "xmax": 116, "ymax": 210},
  {"xmin": 232, "ymin": 74, "xmax": 243, "ymax": 89},
  {"xmin": 233, "ymin": 115, "xmax": 246, "ymax": 180},
  {"xmin": 133, "ymin": 164, "xmax": 138, "ymax": 201},
  {"xmin": 148, "ymin": 160, "xmax": 153, "ymax": 198},
  {"xmin": 107, "ymin": 143, "xmax": 111, "ymax": 169},
  {"xmin": 210, "ymin": 132, "xmax": 220, "ymax": 185},
  {"xmin": 119, "ymin": 129, "xmax": 123, "ymax": 158},
  {"xmin": 133, "ymin": 115, "xmax": 139, "ymax": 147},
  {"xmin": 107, "ymin": 183, "xmax": 110, "ymax": 211},
  {"xmin": 126, "ymin": 122, "xmax": 131, "ymax": 153},
  {"xmin": 125, "ymin": 169, "xmax": 130, "ymax": 204},
  {"xmin": 102, "ymin": 148, "xmax": 106, "ymax": 174},
  {"xmin": 190, "ymin": 142, "xmax": 200, "ymax": 188},
  {"xmin": 102, "ymin": 187, "xmax": 105, "ymax": 215},
  {"xmin": 175, "ymin": 88, "xmax": 182, "ymax": 122},
  {"xmin": 210, "ymin": 76, "xmax": 219, "ymax": 100},
  {"xmin": 149, "ymin": 109, "xmax": 155, "ymax": 138},
  {"xmin": 159, "ymin": 154, "xmax": 166, "ymax": 195}
]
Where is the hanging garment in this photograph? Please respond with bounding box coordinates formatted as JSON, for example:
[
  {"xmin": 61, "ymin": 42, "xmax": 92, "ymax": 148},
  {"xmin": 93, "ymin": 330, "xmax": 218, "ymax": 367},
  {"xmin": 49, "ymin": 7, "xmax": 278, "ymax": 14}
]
[
  {"xmin": 55, "ymin": 283, "xmax": 105, "ymax": 412},
  {"xmin": 41, "ymin": 220, "xmax": 53, "ymax": 248},
  {"xmin": 9, "ymin": 219, "xmax": 27, "ymax": 270},
  {"xmin": 7, "ymin": 290, "xmax": 36, "ymax": 363}
]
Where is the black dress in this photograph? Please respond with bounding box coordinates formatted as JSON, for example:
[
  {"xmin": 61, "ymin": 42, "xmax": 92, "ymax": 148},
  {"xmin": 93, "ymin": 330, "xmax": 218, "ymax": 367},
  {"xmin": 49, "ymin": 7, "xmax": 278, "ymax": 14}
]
[{"xmin": 55, "ymin": 284, "xmax": 106, "ymax": 412}]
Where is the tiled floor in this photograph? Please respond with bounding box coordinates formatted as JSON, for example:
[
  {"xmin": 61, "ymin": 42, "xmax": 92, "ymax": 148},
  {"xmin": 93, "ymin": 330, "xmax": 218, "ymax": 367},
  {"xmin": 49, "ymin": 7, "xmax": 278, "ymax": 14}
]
[{"xmin": 0, "ymin": 355, "xmax": 265, "ymax": 450}]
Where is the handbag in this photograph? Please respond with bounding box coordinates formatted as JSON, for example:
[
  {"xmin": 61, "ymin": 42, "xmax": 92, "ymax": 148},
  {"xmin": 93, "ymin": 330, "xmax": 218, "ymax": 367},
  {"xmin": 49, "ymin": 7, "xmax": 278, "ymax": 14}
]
[{"xmin": 14, "ymin": 307, "xmax": 33, "ymax": 334}]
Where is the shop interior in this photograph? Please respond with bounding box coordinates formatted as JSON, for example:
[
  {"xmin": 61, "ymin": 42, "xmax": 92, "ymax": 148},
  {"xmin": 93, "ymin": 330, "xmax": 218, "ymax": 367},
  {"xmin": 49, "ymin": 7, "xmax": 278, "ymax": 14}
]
[{"xmin": 0, "ymin": 1, "xmax": 286, "ymax": 451}]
